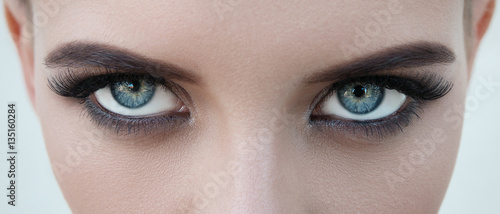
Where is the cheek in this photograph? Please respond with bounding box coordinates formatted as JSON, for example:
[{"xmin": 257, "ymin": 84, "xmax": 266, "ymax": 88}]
[
  {"xmin": 302, "ymin": 125, "xmax": 462, "ymax": 213},
  {"xmin": 37, "ymin": 116, "xmax": 199, "ymax": 212}
]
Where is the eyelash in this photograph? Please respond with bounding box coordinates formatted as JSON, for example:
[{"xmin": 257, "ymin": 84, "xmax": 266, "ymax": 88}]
[
  {"xmin": 48, "ymin": 69, "xmax": 452, "ymax": 138},
  {"xmin": 48, "ymin": 69, "xmax": 190, "ymax": 134},
  {"xmin": 309, "ymin": 74, "xmax": 453, "ymax": 139}
]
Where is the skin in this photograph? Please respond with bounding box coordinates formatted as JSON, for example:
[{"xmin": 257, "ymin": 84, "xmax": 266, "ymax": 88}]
[{"xmin": 4, "ymin": 0, "xmax": 495, "ymax": 213}]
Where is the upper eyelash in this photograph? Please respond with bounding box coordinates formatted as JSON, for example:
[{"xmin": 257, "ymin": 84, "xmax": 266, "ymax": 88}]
[
  {"xmin": 323, "ymin": 74, "xmax": 453, "ymax": 102},
  {"xmin": 48, "ymin": 68, "xmax": 166, "ymax": 99}
]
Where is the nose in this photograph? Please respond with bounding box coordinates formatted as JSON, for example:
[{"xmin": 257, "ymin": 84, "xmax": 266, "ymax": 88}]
[
  {"xmin": 227, "ymin": 132, "xmax": 280, "ymax": 214},
  {"xmin": 191, "ymin": 109, "xmax": 305, "ymax": 214}
]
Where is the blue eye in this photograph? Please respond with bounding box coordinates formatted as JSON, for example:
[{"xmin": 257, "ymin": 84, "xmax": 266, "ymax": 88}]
[
  {"xmin": 337, "ymin": 83, "xmax": 384, "ymax": 114},
  {"xmin": 111, "ymin": 79, "xmax": 156, "ymax": 108},
  {"xmin": 317, "ymin": 81, "xmax": 407, "ymax": 121},
  {"xmin": 94, "ymin": 77, "xmax": 185, "ymax": 117}
]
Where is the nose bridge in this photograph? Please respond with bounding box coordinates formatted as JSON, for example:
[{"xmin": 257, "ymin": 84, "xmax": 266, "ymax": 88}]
[
  {"xmin": 209, "ymin": 104, "xmax": 296, "ymax": 213},
  {"xmin": 196, "ymin": 59, "xmax": 302, "ymax": 212},
  {"xmin": 225, "ymin": 114, "xmax": 280, "ymax": 213}
]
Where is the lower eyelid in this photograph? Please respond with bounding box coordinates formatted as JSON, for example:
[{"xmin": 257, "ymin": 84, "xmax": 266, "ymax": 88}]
[
  {"xmin": 309, "ymin": 99, "xmax": 423, "ymax": 140},
  {"xmin": 83, "ymin": 94, "xmax": 190, "ymax": 135}
]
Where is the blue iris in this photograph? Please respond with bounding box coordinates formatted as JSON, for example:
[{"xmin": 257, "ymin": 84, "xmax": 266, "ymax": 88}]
[
  {"xmin": 110, "ymin": 79, "xmax": 156, "ymax": 109},
  {"xmin": 337, "ymin": 82, "xmax": 384, "ymax": 114}
]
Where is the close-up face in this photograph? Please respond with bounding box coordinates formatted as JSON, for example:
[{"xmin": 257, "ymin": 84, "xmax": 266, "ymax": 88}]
[{"xmin": 4, "ymin": 0, "xmax": 496, "ymax": 213}]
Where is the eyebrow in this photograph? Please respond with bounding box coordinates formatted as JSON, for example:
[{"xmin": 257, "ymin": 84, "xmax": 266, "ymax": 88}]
[
  {"xmin": 44, "ymin": 42, "xmax": 200, "ymax": 83},
  {"xmin": 306, "ymin": 41, "xmax": 456, "ymax": 83}
]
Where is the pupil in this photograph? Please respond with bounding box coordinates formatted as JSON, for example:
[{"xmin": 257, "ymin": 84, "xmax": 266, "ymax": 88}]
[
  {"xmin": 353, "ymin": 85, "xmax": 365, "ymax": 97},
  {"xmin": 125, "ymin": 81, "xmax": 140, "ymax": 92}
]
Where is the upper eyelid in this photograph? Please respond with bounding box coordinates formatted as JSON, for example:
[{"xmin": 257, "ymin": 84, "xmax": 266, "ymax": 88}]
[
  {"xmin": 44, "ymin": 41, "xmax": 201, "ymax": 84},
  {"xmin": 311, "ymin": 74, "xmax": 452, "ymax": 111},
  {"xmin": 48, "ymin": 70, "xmax": 167, "ymax": 97},
  {"xmin": 47, "ymin": 67, "xmax": 196, "ymax": 109},
  {"xmin": 49, "ymin": 72, "xmax": 151, "ymax": 97},
  {"xmin": 338, "ymin": 75, "xmax": 450, "ymax": 95}
]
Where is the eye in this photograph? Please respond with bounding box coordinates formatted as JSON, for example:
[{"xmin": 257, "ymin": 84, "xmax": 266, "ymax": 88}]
[
  {"xmin": 309, "ymin": 75, "xmax": 453, "ymax": 138},
  {"xmin": 48, "ymin": 71, "xmax": 193, "ymax": 134},
  {"xmin": 94, "ymin": 78, "xmax": 186, "ymax": 117},
  {"xmin": 314, "ymin": 81, "xmax": 407, "ymax": 121}
]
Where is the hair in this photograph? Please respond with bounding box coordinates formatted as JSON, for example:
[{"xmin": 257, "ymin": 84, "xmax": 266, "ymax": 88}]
[
  {"xmin": 18, "ymin": 0, "xmax": 32, "ymax": 21},
  {"xmin": 19, "ymin": 0, "xmax": 29, "ymax": 8},
  {"xmin": 463, "ymin": 0, "xmax": 474, "ymax": 60}
]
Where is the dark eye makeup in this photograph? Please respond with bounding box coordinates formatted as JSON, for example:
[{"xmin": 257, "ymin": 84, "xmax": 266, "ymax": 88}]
[
  {"xmin": 48, "ymin": 68, "xmax": 191, "ymax": 134},
  {"xmin": 48, "ymin": 68, "xmax": 452, "ymax": 138},
  {"xmin": 309, "ymin": 74, "xmax": 453, "ymax": 139}
]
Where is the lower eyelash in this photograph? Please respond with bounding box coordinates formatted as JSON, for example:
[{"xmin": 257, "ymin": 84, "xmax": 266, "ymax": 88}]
[
  {"xmin": 309, "ymin": 99, "xmax": 423, "ymax": 140},
  {"xmin": 82, "ymin": 97, "xmax": 190, "ymax": 135}
]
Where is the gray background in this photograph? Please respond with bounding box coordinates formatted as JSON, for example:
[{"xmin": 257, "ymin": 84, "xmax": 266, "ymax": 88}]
[{"xmin": 0, "ymin": 3, "xmax": 499, "ymax": 214}]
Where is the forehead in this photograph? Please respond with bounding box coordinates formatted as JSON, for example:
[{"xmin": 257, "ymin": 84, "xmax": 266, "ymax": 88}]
[{"xmin": 35, "ymin": 0, "xmax": 464, "ymax": 80}]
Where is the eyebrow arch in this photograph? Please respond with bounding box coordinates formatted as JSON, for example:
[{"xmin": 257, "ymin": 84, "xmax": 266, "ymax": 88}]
[
  {"xmin": 44, "ymin": 41, "xmax": 200, "ymax": 83},
  {"xmin": 306, "ymin": 41, "xmax": 456, "ymax": 83}
]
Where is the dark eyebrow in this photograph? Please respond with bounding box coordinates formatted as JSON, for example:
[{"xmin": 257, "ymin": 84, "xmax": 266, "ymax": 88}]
[
  {"xmin": 44, "ymin": 41, "xmax": 200, "ymax": 83},
  {"xmin": 306, "ymin": 41, "xmax": 456, "ymax": 83}
]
